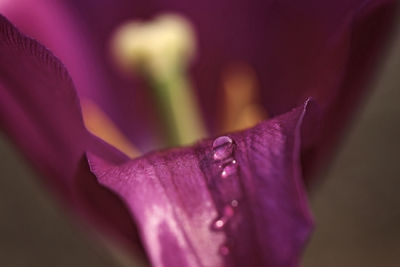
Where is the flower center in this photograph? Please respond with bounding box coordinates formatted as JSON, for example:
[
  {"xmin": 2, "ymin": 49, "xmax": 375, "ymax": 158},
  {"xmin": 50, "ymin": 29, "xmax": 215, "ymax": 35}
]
[
  {"xmin": 111, "ymin": 13, "xmax": 206, "ymax": 146},
  {"xmin": 94, "ymin": 13, "xmax": 269, "ymax": 155}
]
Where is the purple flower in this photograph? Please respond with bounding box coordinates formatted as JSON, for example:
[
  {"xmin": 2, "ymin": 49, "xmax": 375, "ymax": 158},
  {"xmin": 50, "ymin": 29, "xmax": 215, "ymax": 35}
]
[
  {"xmin": 87, "ymin": 100, "xmax": 317, "ymax": 266},
  {"xmin": 0, "ymin": 0, "xmax": 396, "ymax": 266}
]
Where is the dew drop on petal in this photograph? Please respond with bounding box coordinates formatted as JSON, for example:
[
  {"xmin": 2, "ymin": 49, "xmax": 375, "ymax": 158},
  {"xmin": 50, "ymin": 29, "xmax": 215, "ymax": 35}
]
[
  {"xmin": 212, "ymin": 136, "xmax": 234, "ymax": 160},
  {"xmin": 212, "ymin": 206, "xmax": 236, "ymax": 231},
  {"xmin": 213, "ymin": 219, "xmax": 225, "ymax": 230},
  {"xmin": 221, "ymin": 160, "xmax": 238, "ymax": 178},
  {"xmin": 218, "ymin": 158, "xmax": 235, "ymax": 169},
  {"xmin": 231, "ymin": 200, "xmax": 239, "ymax": 207},
  {"xmin": 219, "ymin": 244, "xmax": 230, "ymax": 256}
]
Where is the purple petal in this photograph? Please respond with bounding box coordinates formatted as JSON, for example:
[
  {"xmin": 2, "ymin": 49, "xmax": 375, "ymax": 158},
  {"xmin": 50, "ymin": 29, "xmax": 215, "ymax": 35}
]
[
  {"xmin": 66, "ymin": 0, "xmax": 396, "ymax": 119},
  {"xmin": 303, "ymin": 0, "xmax": 398, "ymax": 180},
  {"xmin": 89, "ymin": 99, "xmax": 318, "ymax": 267},
  {"xmin": 3, "ymin": 0, "xmax": 395, "ymax": 157},
  {"xmin": 0, "ymin": 0, "xmax": 162, "ymax": 151},
  {"xmin": 165, "ymin": 0, "xmax": 396, "ymax": 180},
  {"xmin": 0, "ymin": 14, "xmax": 145, "ymax": 255},
  {"xmin": 61, "ymin": 0, "xmax": 399, "ymax": 182}
]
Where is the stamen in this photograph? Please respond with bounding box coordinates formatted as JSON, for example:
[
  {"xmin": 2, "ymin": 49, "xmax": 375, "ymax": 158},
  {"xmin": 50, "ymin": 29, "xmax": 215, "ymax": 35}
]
[
  {"xmin": 111, "ymin": 14, "xmax": 206, "ymax": 146},
  {"xmin": 81, "ymin": 98, "xmax": 140, "ymax": 158},
  {"xmin": 220, "ymin": 62, "xmax": 268, "ymax": 132}
]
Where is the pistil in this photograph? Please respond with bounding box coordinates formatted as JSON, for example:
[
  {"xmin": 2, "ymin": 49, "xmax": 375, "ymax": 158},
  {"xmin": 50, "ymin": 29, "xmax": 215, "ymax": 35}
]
[{"xmin": 111, "ymin": 14, "xmax": 206, "ymax": 146}]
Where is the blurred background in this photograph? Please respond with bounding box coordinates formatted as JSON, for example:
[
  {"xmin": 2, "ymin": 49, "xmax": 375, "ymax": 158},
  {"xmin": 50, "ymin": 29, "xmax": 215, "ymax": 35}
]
[
  {"xmin": 1, "ymin": 8, "xmax": 400, "ymax": 267},
  {"xmin": 303, "ymin": 21, "xmax": 400, "ymax": 266}
]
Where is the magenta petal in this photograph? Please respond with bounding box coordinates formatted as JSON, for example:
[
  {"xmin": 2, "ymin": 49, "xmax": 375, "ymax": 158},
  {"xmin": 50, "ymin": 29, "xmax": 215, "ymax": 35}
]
[
  {"xmin": 0, "ymin": 0, "xmax": 162, "ymax": 151},
  {"xmin": 66, "ymin": 0, "xmax": 398, "ymax": 174},
  {"xmin": 0, "ymin": 14, "xmax": 144, "ymax": 254},
  {"xmin": 0, "ymin": 13, "xmax": 84, "ymax": 189},
  {"xmin": 89, "ymin": 99, "xmax": 318, "ymax": 267},
  {"xmin": 2, "ymin": 0, "xmax": 395, "ymax": 156},
  {"xmin": 303, "ymin": 0, "xmax": 398, "ymax": 180}
]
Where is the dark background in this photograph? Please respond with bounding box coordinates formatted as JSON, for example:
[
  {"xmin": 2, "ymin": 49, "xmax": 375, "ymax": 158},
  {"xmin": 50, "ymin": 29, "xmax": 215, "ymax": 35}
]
[
  {"xmin": 302, "ymin": 22, "xmax": 400, "ymax": 266},
  {"xmin": 0, "ymin": 23, "xmax": 399, "ymax": 267}
]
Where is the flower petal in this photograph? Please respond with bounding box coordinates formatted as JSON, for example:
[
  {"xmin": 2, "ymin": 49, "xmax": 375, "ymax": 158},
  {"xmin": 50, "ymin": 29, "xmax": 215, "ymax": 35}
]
[
  {"xmin": 64, "ymin": 0, "xmax": 398, "ymax": 179},
  {"xmin": 88, "ymin": 99, "xmax": 318, "ymax": 267},
  {"xmin": 303, "ymin": 0, "xmax": 398, "ymax": 180},
  {"xmin": 0, "ymin": 14, "xmax": 145, "ymax": 255},
  {"xmin": 2, "ymin": 0, "xmax": 395, "ymax": 159},
  {"xmin": 0, "ymin": 0, "xmax": 162, "ymax": 151},
  {"xmin": 161, "ymin": 0, "xmax": 397, "ymax": 180}
]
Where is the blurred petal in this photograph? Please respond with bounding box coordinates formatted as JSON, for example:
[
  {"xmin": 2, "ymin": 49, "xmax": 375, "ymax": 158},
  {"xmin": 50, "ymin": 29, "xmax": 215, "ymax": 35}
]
[
  {"xmin": 303, "ymin": 0, "xmax": 398, "ymax": 180},
  {"xmin": 162, "ymin": 0, "xmax": 397, "ymax": 180},
  {"xmin": 1, "ymin": 0, "xmax": 395, "ymax": 163},
  {"xmin": 0, "ymin": 0, "xmax": 161, "ymax": 151},
  {"xmin": 81, "ymin": 98, "xmax": 141, "ymax": 158},
  {"xmin": 0, "ymin": 14, "xmax": 145, "ymax": 256},
  {"xmin": 62, "ymin": 0, "xmax": 398, "ymax": 180},
  {"xmin": 89, "ymin": 99, "xmax": 318, "ymax": 267}
]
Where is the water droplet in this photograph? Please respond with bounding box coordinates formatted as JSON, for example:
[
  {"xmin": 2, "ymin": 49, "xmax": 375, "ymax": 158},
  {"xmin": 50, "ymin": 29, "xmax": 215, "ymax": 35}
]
[
  {"xmin": 221, "ymin": 160, "xmax": 238, "ymax": 178},
  {"xmin": 218, "ymin": 158, "xmax": 235, "ymax": 169},
  {"xmin": 212, "ymin": 136, "xmax": 233, "ymax": 161},
  {"xmin": 212, "ymin": 205, "xmax": 236, "ymax": 231},
  {"xmin": 231, "ymin": 200, "xmax": 239, "ymax": 208},
  {"xmin": 219, "ymin": 245, "xmax": 230, "ymax": 256},
  {"xmin": 213, "ymin": 219, "xmax": 225, "ymax": 230}
]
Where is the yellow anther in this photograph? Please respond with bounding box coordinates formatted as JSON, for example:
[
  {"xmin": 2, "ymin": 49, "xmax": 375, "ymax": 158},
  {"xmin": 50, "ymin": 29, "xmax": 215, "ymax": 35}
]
[{"xmin": 221, "ymin": 62, "xmax": 268, "ymax": 132}]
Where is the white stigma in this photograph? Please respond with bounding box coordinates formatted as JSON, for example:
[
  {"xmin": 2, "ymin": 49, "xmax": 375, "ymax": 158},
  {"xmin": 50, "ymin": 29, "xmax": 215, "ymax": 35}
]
[{"xmin": 111, "ymin": 13, "xmax": 196, "ymax": 78}]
